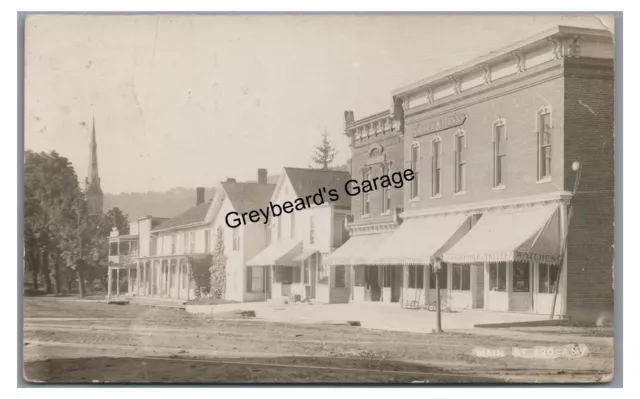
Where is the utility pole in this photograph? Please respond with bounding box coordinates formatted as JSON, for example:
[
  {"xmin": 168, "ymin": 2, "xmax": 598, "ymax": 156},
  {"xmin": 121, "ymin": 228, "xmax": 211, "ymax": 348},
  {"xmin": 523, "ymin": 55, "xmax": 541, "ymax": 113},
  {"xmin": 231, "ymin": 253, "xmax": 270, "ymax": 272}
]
[{"xmin": 549, "ymin": 160, "xmax": 582, "ymax": 319}]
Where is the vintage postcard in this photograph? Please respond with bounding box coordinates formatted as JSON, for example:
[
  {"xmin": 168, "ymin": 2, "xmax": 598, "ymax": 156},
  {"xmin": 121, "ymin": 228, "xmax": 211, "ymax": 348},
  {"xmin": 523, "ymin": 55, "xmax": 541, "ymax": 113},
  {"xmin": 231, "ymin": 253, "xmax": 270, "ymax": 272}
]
[{"xmin": 22, "ymin": 13, "xmax": 616, "ymax": 384}]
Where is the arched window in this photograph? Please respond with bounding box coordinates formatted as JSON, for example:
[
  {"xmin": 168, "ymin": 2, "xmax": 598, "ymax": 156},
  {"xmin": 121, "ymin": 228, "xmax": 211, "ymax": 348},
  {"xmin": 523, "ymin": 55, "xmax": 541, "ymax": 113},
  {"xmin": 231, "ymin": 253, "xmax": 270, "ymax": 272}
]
[
  {"xmin": 410, "ymin": 141, "xmax": 420, "ymax": 199},
  {"xmin": 453, "ymin": 128, "xmax": 467, "ymax": 193},
  {"xmin": 536, "ymin": 106, "xmax": 553, "ymax": 181},
  {"xmin": 493, "ymin": 118, "xmax": 507, "ymax": 188},
  {"xmin": 430, "ymin": 137, "xmax": 442, "ymax": 197}
]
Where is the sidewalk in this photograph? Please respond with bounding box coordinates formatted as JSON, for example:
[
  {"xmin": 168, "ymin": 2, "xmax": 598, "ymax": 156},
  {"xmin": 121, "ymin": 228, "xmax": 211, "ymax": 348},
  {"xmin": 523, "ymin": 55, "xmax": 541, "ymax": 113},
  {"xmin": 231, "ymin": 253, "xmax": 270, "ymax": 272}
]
[{"xmin": 186, "ymin": 301, "xmax": 550, "ymax": 334}]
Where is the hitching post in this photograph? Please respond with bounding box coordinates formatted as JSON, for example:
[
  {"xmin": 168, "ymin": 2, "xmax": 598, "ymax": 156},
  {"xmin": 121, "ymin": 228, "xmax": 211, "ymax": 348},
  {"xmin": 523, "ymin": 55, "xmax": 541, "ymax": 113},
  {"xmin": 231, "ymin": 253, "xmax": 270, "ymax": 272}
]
[{"xmin": 434, "ymin": 258, "xmax": 443, "ymax": 333}]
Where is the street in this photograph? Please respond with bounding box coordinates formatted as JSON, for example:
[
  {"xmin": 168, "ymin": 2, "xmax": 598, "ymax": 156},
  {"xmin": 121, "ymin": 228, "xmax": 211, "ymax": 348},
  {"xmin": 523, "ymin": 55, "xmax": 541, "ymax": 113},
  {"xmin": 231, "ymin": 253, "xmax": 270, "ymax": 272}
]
[{"xmin": 22, "ymin": 297, "xmax": 613, "ymax": 383}]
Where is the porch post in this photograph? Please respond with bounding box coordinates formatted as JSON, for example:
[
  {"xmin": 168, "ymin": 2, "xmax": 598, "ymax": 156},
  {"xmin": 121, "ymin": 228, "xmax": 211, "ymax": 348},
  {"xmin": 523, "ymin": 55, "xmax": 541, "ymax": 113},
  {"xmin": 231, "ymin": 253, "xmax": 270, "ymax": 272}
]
[
  {"xmin": 402, "ymin": 264, "xmax": 408, "ymax": 307},
  {"xmin": 127, "ymin": 266, "xmax": 131, "ymax": 295},
  {"xmin": 136, "ymin": 260, "xmax": 140, "ymax": 296},
  {"xmin": 350, "ymin": 265, "xmax": 355, "ymax": 300},
  {"xmin": 177, "ymin": 260, "xmax": 182, "ymax": 300},
  {"xmin": 186, "ymin": 262, "xmax": 191, "ymax": 300},
  {"xmin": 116, "ymin": 268, "xmax": 120, "ymax": 297},
  {"xmin": 107, "ymin": 267, "xmax": 112, "ymax": 301}
]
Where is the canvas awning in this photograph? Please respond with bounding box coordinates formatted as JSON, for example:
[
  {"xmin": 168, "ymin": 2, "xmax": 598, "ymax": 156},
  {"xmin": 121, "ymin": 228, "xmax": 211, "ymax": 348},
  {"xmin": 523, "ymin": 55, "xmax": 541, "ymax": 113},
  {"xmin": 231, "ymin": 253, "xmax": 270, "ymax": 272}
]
[
  {"xmin": 247, "ymin": 240, "xmax": 303, "ymax": 267},
  {"xmin": 368, "ymin": 214, "xmax": 473, "ymax": 266},
  {"xmin": 443, "ymin": 204, "xmax": 562, "ymax": 265},
  {"xmin": 324, "ymin": 233, "xmax": 392, "ymax": 266},
  {"xmin": 292, "ymin": 249, "xmax": 318, "ymax": 262}
]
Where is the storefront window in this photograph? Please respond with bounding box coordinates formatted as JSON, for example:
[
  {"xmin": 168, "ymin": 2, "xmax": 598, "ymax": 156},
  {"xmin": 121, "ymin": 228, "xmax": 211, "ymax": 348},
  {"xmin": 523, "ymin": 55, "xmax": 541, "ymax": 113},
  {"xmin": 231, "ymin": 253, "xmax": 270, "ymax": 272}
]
[
  {"xmin": 429, "ymin": 264, "xmax": 447, "ymax": 289},
  {"xmin": 303, "ymin": 262, "xmax": 309, "ymax": 284},
  {"xmin": 408, "ymin": 265, "xmax": 424, "ymax": 289},
  {"xmin": 335, "ymin": 266, "xmax": 346, "ymax": 288},
  {"xmin": 538, "ymin": 264, "xmax": 559, "ymax": 293},
  {"xmin": 452, "ymin": 264, "xmax": 471, "ymax": 291},
  {"xmin": 293, "ymin": 267, "xmax": 301, "ymax": 284},
  {"xmin": 490, "ymin": 262, "xmax": 507, "ymax": 291},
  {"xmin": 513, "ymin": 261, "xmax": 530, "ymax": 292},
  {"xmin": 382, "ymin": 266, "xmax": 392, "ymax": 288},
  {"xmin": 281, "ymin": 267, "xmax": 293, "ymax": 284}
]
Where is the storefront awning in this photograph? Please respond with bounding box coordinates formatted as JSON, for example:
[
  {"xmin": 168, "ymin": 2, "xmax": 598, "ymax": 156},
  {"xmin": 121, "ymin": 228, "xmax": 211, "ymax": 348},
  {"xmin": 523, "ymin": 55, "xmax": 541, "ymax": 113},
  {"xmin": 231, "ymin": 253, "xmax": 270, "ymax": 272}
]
[
  {"xmin": 292, "ymin": 249, "xmax": 318, "ymax": 262},
  {"xmin": 247, "ymin": 240, "xmax": 303, "ymax": 267},
  {"xmin": 324, "ymin": 233, "xmax": 392, "ymax": 266},
  {"xmin": 368, "ymin": 214, "xmax": 472, "ymax": 266},
  {"xmin": 443, "ymin": 204, "xmax": 562, "ymax": 265}
]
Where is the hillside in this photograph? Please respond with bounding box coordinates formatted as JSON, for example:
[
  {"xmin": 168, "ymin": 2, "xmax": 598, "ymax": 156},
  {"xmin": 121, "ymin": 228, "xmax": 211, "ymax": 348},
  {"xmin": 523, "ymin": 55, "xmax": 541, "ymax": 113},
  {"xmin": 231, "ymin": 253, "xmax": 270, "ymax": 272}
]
[{"xmin": 103, "ymin": 175, "xmax": 281, "ymax": 221}]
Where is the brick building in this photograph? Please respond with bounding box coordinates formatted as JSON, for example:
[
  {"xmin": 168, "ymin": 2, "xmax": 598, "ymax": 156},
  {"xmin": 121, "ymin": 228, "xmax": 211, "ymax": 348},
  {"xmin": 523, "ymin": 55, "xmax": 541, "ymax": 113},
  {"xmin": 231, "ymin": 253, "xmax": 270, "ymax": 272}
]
[
  {"xmin": 324, "ymin": 101, "xmax": 406, "ymax": 303},
  {"xmin": 342, "ymin": 26, "xmax": 614, "ymax": 322}
]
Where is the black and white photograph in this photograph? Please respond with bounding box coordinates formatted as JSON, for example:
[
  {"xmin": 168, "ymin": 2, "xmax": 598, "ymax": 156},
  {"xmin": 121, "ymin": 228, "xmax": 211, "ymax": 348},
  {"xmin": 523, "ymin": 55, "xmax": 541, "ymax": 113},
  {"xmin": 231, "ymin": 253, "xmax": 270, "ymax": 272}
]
[{"xmin": 19, "ymin": 12, "xmax": 619, "ymax": 385}]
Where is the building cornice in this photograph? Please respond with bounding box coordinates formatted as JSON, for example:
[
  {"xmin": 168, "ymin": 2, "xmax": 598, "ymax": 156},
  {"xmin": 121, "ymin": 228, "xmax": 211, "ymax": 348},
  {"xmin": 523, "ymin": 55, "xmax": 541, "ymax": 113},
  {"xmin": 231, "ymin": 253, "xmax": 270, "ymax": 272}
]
[
  {"xmin": 400, "ymin": 191, "xmax": 573, "ymax": 220},
  {"xmin": 348, "ymin": 208, "xmax": 402, "ymax": 236},
  {"xmin": 392, "ymin": 26, "xmax": 612, "ymax": 100}
]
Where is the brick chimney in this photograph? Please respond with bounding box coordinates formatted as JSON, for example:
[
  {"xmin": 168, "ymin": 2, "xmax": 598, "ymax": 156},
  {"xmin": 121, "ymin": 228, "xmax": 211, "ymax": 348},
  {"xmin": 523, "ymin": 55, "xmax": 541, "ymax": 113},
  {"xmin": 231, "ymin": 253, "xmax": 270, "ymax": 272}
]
[
  {"xmin": 257, "ymin": 168, "xmax": 268, "ymax": 184},
  {"xmin": 344, "ymin": 110, "xmax": 355, "ymax": 127},
  {"xmin": 226, "ymin": 178, "xmax": 236, "ymax": 183},
  {"xmin": 196, "ymin": 187, "xmax": 205, "ymax": 205}
]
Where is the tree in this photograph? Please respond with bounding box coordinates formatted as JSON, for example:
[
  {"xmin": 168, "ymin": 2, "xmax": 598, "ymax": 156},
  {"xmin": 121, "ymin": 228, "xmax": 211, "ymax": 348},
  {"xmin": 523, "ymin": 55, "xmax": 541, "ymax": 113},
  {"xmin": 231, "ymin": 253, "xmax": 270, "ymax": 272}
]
[
  {"xmin": 102, "ymin": 207, "xmax": 130, "ymax": 236},
  {"xmin": 24, "ymin": 151, "xmax": 83, "ymax": 294},
  {"xmin": 311, "ymin": 130, "xmax": 338, "ymax": 169},
  {"xmin": 209, "ymin": 227, "xmax": 227, "ymax": 299}
]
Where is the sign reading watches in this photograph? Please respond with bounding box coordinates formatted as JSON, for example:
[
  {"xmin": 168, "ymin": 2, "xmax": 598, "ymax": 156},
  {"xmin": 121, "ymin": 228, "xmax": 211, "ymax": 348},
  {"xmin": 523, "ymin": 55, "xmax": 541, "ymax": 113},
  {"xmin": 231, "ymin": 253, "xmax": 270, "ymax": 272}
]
[
  {"xmin": 413, "ymin": 113, "xmax": 466, "ymax": 137},
  {"xmin": 225, "ymin": 168, "xmax": 416, "ymax": 228}
]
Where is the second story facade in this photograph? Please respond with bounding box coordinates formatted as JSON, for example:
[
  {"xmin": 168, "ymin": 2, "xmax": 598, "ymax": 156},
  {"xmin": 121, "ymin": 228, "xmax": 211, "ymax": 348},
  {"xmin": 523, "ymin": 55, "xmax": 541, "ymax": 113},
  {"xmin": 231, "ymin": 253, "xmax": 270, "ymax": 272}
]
[{"xmin": 392, "ymin": 26, "xmax": 613, "ymax": 214}]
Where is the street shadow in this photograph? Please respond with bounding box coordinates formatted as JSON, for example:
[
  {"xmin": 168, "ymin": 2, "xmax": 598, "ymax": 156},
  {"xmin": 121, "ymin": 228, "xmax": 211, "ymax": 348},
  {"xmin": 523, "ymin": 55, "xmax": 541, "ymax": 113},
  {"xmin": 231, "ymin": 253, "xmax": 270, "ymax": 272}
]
[{"xmin": 23, "ymin": 355, "xmax": 505, "ymax": 384}]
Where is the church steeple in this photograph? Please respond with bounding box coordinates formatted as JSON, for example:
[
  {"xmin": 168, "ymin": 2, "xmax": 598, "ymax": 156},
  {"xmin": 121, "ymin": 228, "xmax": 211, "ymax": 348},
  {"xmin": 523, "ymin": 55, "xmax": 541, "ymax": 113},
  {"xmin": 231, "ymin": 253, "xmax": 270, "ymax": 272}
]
[{"xmin": 86, "ymin": 114, "xmax": 103, "ymax": 215}]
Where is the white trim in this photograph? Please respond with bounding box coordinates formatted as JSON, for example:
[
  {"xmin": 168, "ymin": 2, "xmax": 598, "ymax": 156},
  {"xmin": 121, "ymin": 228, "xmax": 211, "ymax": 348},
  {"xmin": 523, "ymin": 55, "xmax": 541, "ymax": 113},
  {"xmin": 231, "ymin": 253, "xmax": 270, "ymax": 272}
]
[{"xmin": 401, "ymin": 190, "xmax": 573, "ymax": 219}]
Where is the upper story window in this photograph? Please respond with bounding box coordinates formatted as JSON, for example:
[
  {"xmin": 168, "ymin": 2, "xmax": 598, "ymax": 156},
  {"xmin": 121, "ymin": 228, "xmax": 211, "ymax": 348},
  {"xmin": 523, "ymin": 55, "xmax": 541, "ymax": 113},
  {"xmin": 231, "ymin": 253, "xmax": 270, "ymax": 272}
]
[
  {"xmin": 232, "ymin": 227, "xmax": 240, "ymax": 251},
  {"xmin": 190, "ymin": 231, "xmax": 196, "ymax": 253},
  {"xmin": 537, "ymin": 106, "xmax": 553, "ymax": 181},
  {"xmin": 454, "ymin": 129, "xmax": 467, "ymax": 193},
  {"xmin": 410, "ymin": 142, "xmax": 420, "ymax": 199},
  {"xmin": 431, "ymin": 137, "xmax": 442, "ymax": 197},
  {"xmin": 290, "ymin": 212, "xmax": 296, "ymax": 239},
  {"xmin": 204, "ymin": 229, "xmax": 211, "ymax": 253},
  {"xmin": 362, "ymin": 168, "xmax": 371, "ymax": 215},
  {"xmin": 309, "ymin": 215, "xmax": 315, "ymax": 245},
  {"xmin": 381, "ymin": 163, "xmax": 392, "ymax": 213},
  {"xmin": 493, "ymin": 118, "xmax": 507, "ymax": 188},
  {"xmin": 171, "ymin": 234, "xmax": 176, "ymax": 255}
]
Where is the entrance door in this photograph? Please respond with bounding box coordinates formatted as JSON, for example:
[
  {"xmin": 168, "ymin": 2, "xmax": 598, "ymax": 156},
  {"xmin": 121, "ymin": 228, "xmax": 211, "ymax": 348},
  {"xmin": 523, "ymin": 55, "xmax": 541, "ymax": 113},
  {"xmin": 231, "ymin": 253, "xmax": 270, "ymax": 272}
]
[
  {"xmin": 510, "ymin": 261, "xmax": 533, "ymax": 312},
  {"xmin": 281, "ymin": 266, "xmax": 293, "ymax": 297},
  {"xmin": 391, "ymin": 266, "xmax": 402, "ymax": 302},
  {"xmin": 366, "ymin": 267, "xmax": 381, "ymax": 301}
]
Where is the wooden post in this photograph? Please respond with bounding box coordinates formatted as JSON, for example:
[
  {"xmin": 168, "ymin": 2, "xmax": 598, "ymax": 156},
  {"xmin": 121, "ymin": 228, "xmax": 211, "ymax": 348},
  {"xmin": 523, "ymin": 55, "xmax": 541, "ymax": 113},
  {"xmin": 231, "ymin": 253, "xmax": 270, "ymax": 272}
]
[
  {"xmin": 127, "ymin": 267, "xmax": 131, "ymax": 295},
  {"xmin": 136, "ymin": 261, "xmax": 140, "ymax": 296},
  {"xmin": 177, "ymin": 261, "xmax": 182, "ymax": 300},
  {"xmin": 107, "ymin": 267, "xmax": 112, "ymax": 301},
  {"xmin": 116, "ymin": 268, "xmax": 120, "ymax": 297},
  {"xmin": 435, "ymin": 264, "xmax": 442, "ymax": 333},
  {"xmin": 186, "ymin": 262, "xmax": 191, "ymax": 300}
]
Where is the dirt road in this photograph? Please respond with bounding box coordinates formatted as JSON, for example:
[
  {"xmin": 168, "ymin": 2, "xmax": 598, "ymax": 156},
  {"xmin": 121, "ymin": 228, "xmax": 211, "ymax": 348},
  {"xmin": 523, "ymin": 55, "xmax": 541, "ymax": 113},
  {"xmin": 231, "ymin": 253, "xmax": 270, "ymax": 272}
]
[{"xmin": 22, "ymin": 298, "xmax": 614, "ymax": 383}]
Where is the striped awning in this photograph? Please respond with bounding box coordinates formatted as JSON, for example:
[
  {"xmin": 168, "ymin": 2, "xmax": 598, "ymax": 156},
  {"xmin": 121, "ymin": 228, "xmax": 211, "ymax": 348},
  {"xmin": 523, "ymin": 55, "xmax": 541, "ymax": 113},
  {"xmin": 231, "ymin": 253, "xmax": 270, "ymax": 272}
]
[
  {"xmin": 368, "ymin": 214, "xmax": 473, "ymax": 266},
  {"xmin": 247, "ymin": 240, "xmax": 303, "ymax": 267},
  {"xmin": 443, "ymin": 204, "xmax": 562, "ymax": 265},
  {"xmin": 324, "ymin": 233, "xmax": 392, "ymax": 266},
  {"xmin": 292, "ymin": 249, "xmax": 318, "ymax": 262}
]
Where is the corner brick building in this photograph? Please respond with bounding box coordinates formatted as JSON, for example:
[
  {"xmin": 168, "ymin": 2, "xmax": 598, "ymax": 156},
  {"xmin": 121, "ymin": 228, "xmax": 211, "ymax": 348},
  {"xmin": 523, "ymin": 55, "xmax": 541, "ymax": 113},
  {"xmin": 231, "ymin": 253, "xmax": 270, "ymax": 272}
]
[{"xmin": 337, "ymin": 26, "xmax": 614, "ymax": 322}]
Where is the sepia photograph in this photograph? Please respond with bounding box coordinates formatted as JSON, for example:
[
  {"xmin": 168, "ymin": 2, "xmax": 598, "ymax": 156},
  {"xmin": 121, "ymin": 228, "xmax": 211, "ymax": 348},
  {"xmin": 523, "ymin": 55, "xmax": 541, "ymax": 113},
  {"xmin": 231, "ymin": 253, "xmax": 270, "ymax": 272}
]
[{"xmin": 20, "ymin": 12, "xmax": 618, "ymax": 385}]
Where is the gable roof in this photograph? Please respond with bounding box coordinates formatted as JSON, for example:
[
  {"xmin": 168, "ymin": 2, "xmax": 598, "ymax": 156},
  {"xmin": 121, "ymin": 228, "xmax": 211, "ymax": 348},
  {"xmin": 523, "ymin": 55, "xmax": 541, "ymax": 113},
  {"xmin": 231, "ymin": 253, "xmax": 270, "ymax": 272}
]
[
  {"xmin": 283, "ymin": 167, "xmax": 351, "ymax": 209},
  {"xmin": 151, "ymin": 200, "xmax": 212, "ymax": 232},
  {"xmin": 220, "ymin": 182, "xmax": 276, "ymax": 214}
]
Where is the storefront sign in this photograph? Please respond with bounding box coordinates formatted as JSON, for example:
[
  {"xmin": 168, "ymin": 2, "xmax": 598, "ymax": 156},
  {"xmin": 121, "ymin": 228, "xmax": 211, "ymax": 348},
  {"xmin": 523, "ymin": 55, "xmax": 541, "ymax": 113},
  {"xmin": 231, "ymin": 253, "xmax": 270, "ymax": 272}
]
[{"xmin": 413, "ymin": 113, "xmax": 466, "ymax": 137}]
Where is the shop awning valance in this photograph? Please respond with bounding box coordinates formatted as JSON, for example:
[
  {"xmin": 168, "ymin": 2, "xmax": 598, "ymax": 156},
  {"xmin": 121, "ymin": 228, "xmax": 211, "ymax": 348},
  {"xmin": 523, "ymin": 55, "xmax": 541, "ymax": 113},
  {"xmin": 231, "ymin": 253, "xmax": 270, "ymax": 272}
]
[
  {"xmin": 292, "ymin": 249, "xmax": 318, "ymax": 262},
  {"xmin": 247, "ymin": 240, "xmax": 303, "ymax": 267},
  {"xmin": 324, "ymin": 233, "xmax": 392, "ymax": 266},
  {"xmin": 368, "ymin": 214, "xmax": 472, "ymax": 266},
  {"xmin": 443, "ymin": 204, "xmax": 562, "ymax": 265}
]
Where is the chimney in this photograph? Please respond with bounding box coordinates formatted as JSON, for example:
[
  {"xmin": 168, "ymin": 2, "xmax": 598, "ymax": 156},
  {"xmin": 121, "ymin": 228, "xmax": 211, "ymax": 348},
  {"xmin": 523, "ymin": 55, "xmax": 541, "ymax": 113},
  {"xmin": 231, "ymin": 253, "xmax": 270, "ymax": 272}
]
[
  {"xmin": 196, "ymin": 187, "xmax": 205, "ymax": 205},
  {"xmin": 257, "ymin": 168, "xmax": 268, "ymax": 184},
  {"xmin": 226, "ymin": 178, "xmax": 236, "ymax": 183},
  {"xmin": 344, "ymin": 110, "xmax": 355, "ymax": 127}
]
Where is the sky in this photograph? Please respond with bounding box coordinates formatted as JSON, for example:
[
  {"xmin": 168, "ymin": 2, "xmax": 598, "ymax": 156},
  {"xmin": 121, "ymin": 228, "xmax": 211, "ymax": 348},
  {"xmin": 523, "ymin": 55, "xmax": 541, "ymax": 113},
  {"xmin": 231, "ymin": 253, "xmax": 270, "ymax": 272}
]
[{"xmin": 25, "ymin": 14, "xmax": 613, "ymax": 194}]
